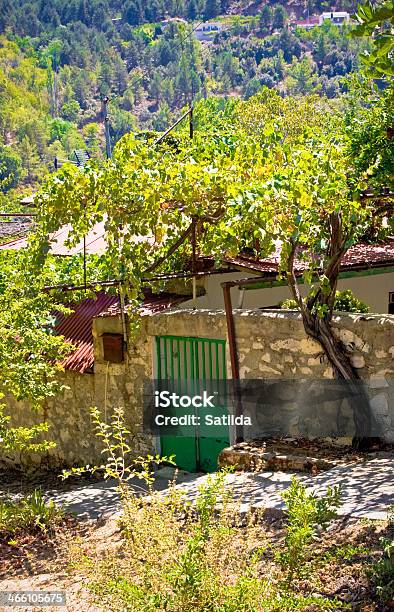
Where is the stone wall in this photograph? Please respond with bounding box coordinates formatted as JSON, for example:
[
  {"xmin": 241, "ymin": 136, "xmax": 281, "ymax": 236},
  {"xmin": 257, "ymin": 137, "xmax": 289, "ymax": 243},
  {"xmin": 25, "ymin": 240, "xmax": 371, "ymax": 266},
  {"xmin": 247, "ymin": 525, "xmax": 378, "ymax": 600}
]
[
  {"xmin": 2, "ymin": 308, "xmax": 394, "ymax": 469},
  {"xmin": 147, "ymin": 309, "xmax": 394, "ymax": 442},
  {"xmin": 3, "ymin": 314, "xmax": 154, "ymax": 469}
]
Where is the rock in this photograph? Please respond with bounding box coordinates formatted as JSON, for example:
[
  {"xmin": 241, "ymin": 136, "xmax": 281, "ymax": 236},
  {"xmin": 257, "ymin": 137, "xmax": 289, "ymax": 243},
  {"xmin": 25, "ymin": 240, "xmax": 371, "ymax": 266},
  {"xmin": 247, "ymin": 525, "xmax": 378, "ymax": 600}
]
[{"xmin": 350, "ymin": 354, "xmax": 365, "ymax": 369}]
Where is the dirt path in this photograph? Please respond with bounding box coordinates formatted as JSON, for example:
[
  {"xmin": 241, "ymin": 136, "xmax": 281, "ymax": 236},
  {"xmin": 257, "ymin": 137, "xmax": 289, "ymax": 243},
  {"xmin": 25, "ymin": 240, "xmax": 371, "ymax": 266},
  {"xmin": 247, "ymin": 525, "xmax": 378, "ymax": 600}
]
[{"xmin": 0, "ymin": 518, "xmax": 121, "ymax": 612}]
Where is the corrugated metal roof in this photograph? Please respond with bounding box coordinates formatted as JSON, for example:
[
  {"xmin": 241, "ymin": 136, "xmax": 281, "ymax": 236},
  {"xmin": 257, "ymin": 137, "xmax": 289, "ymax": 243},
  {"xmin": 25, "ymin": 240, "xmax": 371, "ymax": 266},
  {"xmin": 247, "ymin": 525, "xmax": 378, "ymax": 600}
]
[
  {"xmin": 99, "ymin": 290, "xmax": 189, "ymax": 318},
  {"xmin": 57, "ymin": 290, "xmax": 189, "ymax": 373},
  {"xmin": 56, "ymin": 292, "xmax": 118, "ymax": 373}
]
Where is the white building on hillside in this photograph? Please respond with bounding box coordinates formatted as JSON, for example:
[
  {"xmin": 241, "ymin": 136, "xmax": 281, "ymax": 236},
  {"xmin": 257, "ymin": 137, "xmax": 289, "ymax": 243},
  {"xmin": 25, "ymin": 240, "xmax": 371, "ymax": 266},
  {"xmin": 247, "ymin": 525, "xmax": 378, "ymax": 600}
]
[
  {"xmin": 319, "ymin": 11, "xmax": 350, "ymax": 25},
  {"xmin": 195, "ymin": 22, "xmax": 223, "ymax": 40}
]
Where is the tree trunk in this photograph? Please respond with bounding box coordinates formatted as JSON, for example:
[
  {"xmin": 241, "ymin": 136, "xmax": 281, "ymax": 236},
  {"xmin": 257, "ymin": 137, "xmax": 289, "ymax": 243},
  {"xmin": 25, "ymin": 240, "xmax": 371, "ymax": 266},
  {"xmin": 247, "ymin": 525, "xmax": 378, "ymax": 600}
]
[{"xmin": 301, "ymin": 310, "xmax": 379, "ymax": 448}]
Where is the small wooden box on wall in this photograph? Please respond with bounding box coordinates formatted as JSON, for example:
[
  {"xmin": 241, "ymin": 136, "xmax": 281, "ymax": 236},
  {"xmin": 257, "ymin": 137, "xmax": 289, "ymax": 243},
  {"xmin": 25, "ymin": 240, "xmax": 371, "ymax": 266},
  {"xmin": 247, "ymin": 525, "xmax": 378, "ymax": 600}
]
[{"xmin": 101, "ymin": 333, "xmax": 125, "ymax": 363}]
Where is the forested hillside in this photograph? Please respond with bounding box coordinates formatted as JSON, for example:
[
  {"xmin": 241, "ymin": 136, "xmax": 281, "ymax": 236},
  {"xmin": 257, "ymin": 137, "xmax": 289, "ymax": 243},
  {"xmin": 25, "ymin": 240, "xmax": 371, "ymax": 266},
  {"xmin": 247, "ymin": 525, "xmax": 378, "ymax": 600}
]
[{"xmin": 0, "ymin": 0, "xmax": 367, "ymax": 201}]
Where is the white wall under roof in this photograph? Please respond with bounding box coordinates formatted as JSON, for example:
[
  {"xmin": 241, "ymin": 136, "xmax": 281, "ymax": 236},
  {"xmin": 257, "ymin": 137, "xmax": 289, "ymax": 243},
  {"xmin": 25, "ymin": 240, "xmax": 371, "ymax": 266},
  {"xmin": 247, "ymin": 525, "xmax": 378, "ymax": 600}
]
[{"xmin": 180, "ymin": 270, "xmax": 394, "ymax": 314}]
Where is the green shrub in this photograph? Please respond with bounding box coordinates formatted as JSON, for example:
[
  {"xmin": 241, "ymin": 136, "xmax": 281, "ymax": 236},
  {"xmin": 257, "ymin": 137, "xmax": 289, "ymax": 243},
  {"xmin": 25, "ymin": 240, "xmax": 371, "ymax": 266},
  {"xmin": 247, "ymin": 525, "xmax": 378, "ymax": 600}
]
[
  {"xmin": 66, "ymin": 409, "xmax": 345, "ymax": 610},
  {"xmin": 62, "ymin": 406, "xmax": 172, "ymax": 490},
  {"xmin": 71, "ymin": 470, "xmax": 344, "ymax": 611},
  {"xmin": 368, "ymin": 511, "xmax": 394, "ymax": 605},
  {"xmin": 0, "ymin": 145, "xmax": 22, "ymax": 192},
  {"xmin": 369, "ymin": 538, "xmax": 394, "ymax": 603},
  {"xmin": 280, "ymin": 289, "xmax": 369, "ymax": 313},
  {"xmin": 0, "ymin": 489, "xmax": 65, "ymax": 536},
  {"xmin": 278, "ymin": 477, "xmax": 341, "ymax": 586},
  {"xmin": 333, "ymin": 289, "xmax": 369, "ymax": 313}
]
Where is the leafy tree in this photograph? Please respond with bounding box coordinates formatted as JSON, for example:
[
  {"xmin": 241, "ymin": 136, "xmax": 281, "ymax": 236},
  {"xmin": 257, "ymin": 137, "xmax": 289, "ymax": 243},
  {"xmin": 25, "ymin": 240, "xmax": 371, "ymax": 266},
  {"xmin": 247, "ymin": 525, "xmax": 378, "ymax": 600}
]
[
  {"xmin": 60, "ymin": 100, "xmax": 82, "ymax": 123},
  {"xmin": 18, "ymin": 136, "xmax": 41, "ymax": 183},
  {"xmin": 0, "ymin": 146, "xmax": 22, "ymax": 192},
  {"xmin": 157, "ymin": 40, "xmax": 174, "ymax": 66},
  {"xmin": 259, "ymin": 72, "xmax": 275, "ymax": 88},
  {"xmin": 0, "ymin": 251, "xmax": 72, "ymax": 454},
  {"xmin": 49, "ymin": 118, "xmax": 74, "ymax": 143},
  {"xmin": 352, "ymin": 1, "xmax": 394, "ymax": 77},
  {"xmin": 123, "ymin": 0, "xmax": 144, "ymax": 26},
  {"xmin": 30, "ymin": 90, "xmax": 393, "ymax": 444},
  {"xmin": 203, "ymin": 0, "xmax": 220, "ymax": 20},
  {"xmin": 152, "ymin": 101, "xmax": 171, "ymax": 130},
  {"xmin": 272, "ymin": 4, "xmax": 287, "ymax": 30},
  {"xmin": 276, "ymin": 28, "xmax": 302, "ymax": 62},
  {"xmin": 188, "ymin": 0, "xmax": 198, "ymax": 20},
  {"xmin": 259, "ymin": 5, "xmax": 272, "ymax": 34},
  {"xmin": 243, "ymin": 77, "xmax": 261, "ymax": 99},
  {"xmin": 284, "ymin": 56, "xmax": 318, "ymax": 95},
  {"xmin": 149, "ymin": 72, "xmax": 164, "ymax": 106}
]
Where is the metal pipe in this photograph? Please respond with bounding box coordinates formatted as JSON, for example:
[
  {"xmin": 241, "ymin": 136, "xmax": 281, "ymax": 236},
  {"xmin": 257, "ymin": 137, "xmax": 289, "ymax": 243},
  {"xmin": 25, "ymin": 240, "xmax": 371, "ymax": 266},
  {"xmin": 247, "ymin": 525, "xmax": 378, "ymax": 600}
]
[
  {"xmin": 155, "ymin": 108, "xmax": 191, "ymax": 145},
  {"xmin": 222, "ymin": 284, "xmax": 239, "ymax": 381},
  {"xmin": 0, "ymin": 213, "xmax": 37, "ymax": 217},
  {"xmin": 221, "ymin": 275, "xmax": 272, "ymax": 289},
  {"xmin": 238, "ymin": 287, "xmax": 245, "ymax": 308},
  {"xmin": 222, "ymin": 283, "xmax": 243, "ymax": 443},
  {"xmin": 189, "ymin": 106, "xmax": 194, "ymax": 140},
  {"xmin": 221, "ymin": 274, "xmax": 280, "ymax": 442},
  {"xmin": 42, "ymin": 268, "xmax": 233, "ymax": 292}
]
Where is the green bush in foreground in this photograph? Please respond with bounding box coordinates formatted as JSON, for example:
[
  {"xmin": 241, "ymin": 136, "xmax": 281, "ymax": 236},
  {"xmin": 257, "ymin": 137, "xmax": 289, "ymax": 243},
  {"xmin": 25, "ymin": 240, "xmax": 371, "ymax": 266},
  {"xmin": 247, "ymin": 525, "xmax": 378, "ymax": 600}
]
[
  {"xmin": 65, "ymin": 407, "xmax": 393, "ymax": 611},
  {"xmin": 69, "ymin": 471, "xmax": 346, "ymax": 611},
  {"xmin": 278, "ymin": 477, "xmax": 341, "ymax": 586},
  {"xmin": 0, "ymin": 489, "xmax": 65, "ymax": 536},
  {"xmin": 368, "ymin": 506, "xmax": 394, "ymax": 604}
]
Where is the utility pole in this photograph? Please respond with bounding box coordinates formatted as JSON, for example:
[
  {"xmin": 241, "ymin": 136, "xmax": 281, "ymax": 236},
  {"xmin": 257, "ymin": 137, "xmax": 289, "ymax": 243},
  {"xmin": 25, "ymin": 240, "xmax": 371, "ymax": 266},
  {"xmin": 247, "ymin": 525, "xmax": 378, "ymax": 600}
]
[
  {"xmin": 102, "ymin": 96, "xmax": 112, "ymax": 159},
  {"xmin": 189, "ymin": 105, "xmax": 194, "ymax": 140},
  {"xmin": 53, "ymin": 66, "xmax": 59, "ymax": 118}
]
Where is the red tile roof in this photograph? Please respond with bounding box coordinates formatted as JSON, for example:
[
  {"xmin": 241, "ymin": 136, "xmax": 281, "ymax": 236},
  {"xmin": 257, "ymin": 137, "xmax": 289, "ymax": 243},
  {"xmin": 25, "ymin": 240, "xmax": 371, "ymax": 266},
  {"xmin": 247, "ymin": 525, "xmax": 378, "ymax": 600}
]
[
  {"xmin": 221, "ymin": 238, "xmax": 394, "ymax": 275},
  {"xmin": 341, "ymin": 238, "xmax": 394, "ymax": 269},
  {"xmin": 56, "ymin": 290, "xmax": 188, "ymax": 373},
  {"xmin": 0, "ymin": 221, "xmax": 154, "ymax": 255},
  {"xmin": 0, "ymin": 222, "xmax": 108, "ymax": 255}
]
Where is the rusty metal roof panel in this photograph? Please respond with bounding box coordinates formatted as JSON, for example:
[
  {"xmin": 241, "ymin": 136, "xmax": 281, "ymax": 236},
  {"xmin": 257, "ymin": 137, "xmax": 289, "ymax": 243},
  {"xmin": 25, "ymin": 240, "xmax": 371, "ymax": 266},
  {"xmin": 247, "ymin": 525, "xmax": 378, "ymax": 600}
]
[
  {"xmin": 98, "ymin": 290, "xmax": 189, "ymax": 318},
  {"xmin": 55, "ymin": 293, "xmax": 118, "ymax": 373},
  {"xmin": 56, "ymin": 291, "xmax": 189, "ymax": 373}
]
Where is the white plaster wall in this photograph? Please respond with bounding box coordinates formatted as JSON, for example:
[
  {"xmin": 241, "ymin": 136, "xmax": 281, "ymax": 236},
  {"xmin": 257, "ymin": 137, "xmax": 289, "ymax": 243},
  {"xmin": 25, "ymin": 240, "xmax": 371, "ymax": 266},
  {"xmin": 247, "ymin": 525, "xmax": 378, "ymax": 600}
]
[
  {"xmin": 336, "ymin": 272, "xmax": 394, "ymax": 314},
  {"xmin": 180, "ymin": 271, "xmax": 394, "ymax": 314}
]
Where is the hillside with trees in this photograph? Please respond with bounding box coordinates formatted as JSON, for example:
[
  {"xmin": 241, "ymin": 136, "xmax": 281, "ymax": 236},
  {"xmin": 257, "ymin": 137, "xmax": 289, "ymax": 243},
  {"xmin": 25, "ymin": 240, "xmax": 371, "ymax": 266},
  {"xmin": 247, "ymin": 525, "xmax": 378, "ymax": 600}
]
[{"xmin": 0, "ymin": 0, "xmax": 369, "ymax": 202}]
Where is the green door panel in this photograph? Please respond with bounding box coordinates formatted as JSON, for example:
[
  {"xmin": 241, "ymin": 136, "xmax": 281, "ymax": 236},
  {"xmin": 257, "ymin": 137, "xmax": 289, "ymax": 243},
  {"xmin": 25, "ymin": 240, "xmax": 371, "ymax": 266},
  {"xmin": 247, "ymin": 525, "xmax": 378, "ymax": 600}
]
[{"xmin": 156, "ymin": 335, "xmax": 229, "ymax": 473}]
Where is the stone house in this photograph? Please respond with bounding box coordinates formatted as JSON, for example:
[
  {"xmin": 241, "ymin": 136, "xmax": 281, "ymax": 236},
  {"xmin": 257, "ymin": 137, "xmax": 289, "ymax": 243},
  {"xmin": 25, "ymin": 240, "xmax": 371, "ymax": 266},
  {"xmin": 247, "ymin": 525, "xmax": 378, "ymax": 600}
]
[{"xmin": 1, "ymin": 229, "xmax": 393, "ymax": 472}]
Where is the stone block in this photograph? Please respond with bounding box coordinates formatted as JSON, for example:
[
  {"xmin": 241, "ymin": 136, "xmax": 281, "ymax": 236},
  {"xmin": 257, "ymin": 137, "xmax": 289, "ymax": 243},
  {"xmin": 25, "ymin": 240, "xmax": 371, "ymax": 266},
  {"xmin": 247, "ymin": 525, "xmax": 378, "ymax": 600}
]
[
  {"xmin": 370, "ymin": 393, "xmax": 389, "ymax": 416},
  {"xmin": 369, "ymin": 376, "xmax": 389, "ymax": 389}
]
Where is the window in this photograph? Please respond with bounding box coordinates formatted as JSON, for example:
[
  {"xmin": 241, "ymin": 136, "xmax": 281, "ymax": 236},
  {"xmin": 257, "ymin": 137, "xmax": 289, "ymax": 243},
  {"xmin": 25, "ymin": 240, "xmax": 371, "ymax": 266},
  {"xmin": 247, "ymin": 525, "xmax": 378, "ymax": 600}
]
[{"xmin": 389, "ymin": 292, "xmax": 394, "ymax": 314}]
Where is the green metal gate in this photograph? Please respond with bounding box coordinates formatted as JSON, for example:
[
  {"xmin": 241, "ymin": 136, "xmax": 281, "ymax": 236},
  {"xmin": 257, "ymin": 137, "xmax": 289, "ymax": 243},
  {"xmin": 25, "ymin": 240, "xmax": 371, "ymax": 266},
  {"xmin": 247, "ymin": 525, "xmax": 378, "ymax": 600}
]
[{"xmin": 156, "ymin": 335, "xmax": 229, "ymax": 472}]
